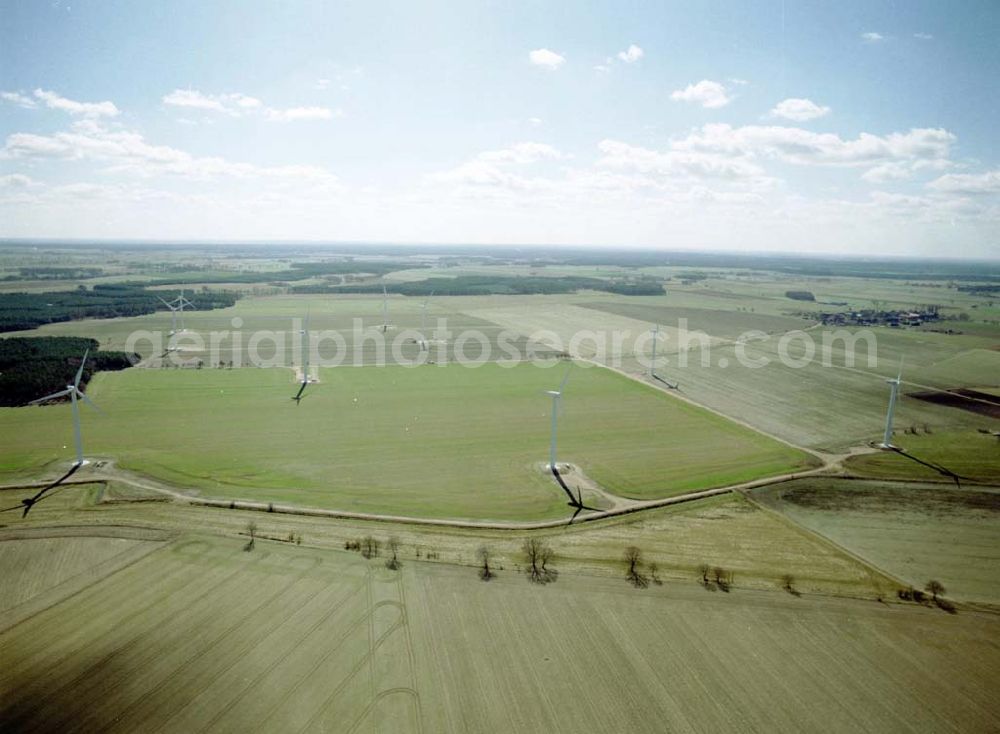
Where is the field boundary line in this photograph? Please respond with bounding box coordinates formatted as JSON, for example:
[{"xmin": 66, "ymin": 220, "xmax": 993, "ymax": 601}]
[{"xmin": 739, "ymin": 489, "xmax": 918, "ymax": 598}]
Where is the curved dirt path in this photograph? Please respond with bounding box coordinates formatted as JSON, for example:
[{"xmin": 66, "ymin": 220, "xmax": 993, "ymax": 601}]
[{"xmin": 1, "ymin": 456, "xmax": 838, "ymax": 531}]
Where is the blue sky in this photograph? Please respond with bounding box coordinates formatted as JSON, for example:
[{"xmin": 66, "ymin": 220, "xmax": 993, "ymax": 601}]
[{"xmin": 1, "ymin": 0, "xmax": 998, "ymax": 257}]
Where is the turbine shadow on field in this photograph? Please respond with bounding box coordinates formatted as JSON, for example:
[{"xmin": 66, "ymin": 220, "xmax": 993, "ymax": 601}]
[
  {"xmin": 550, "ymin": 466, "xmax": 599, "ymax": 525},
  {"xmin": 652, "ymin": 373, "xmax": 679, "ymax": 390},
  {"xmin": 0, "ymin": 648, "xmax": 129, "ymax": 732},
  {"xmin": 0, "ymin": 464, "xmax": 81, "ymax": 517},
  {"xmin": 892, "ymin": 448, "xmax": 966, "ymax": 487}
]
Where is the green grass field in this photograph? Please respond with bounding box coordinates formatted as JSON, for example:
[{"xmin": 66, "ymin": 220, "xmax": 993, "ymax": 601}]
[
  {"xmin": 846, "ymin": 430, "xmax": 1000, "ymax": 482},
  {"xmin": 0, "ymin": 530, "xmax": 996, "ymax": 733},
  {"xmin": 753, "ymin": 478, "xmax": 1000, "ymax": 604},
  {"xmin": 0, "ymin": 363, "xmax": 813, "ymax": 520}
]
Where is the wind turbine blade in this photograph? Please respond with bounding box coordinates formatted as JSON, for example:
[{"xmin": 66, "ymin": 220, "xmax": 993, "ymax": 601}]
[
  {"xmin": 897, "ymin": 355, "xmax": 904, "ymax": 381},
  {"xmin": 77, "ymin": 390, "xmax": 102, "ymax": 414},
  {"xmin": 74, "ymin": 349, "xmax": 90, "ymax": 387},
  {"xmin": 29, "ymin": 388, "xmax": 74, "ymax": 405},
  {"xmin": 157, "ymin": 296, "xmax": 174, "ymax": 308},
  {"xmin": 292, "ymin": 381, "xmax": 307, "ymax": 402}
]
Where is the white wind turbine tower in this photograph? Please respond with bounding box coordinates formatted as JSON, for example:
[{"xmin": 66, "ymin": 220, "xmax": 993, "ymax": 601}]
[
  {"xmin": 544, "ymin": 367, "xmax": 572, "ymax": 471},
  {"xmin": 292, "ymin": 311, "xmax": 312, "ymax": 403},
  {"xmin": 418, "ymin": 291, "xmax": 435, "ymax": 350},
  {"xmin": 649, "ymin": 323, "xmax": 659, "ymax": 378},
  {"xmin": 378, "ymin": 284, "xmax": 392, "ymax": 333},
  {"xmin": 648, "ymin": 323, "xmax": 678, "ymax": 388},
  {"xmin": 28, "ymin": 350, "xmax": 101, "ymax": 467},
  {"xmin": 879, "ymin": 358, "xmax": 904, "ymax": 449}
]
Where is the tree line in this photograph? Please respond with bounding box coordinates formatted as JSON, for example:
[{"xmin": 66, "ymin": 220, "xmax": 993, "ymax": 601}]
[
  {"xmin": 0, "ymin": 337, "xmax": 137, "ymax": 406},
  {"xmin": 293, "ymin": 274, "xmax": 665, "ymax": 297},
  {"xmin": 0, "ymin": 284, "xmax": 238, "ymax": 332}
]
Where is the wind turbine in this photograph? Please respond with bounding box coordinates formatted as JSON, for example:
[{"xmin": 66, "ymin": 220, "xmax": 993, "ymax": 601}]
[
  {"xmin": 158, "ymin": 290, "xmax": 195, "ymax": 334},
  {"xmin": 649, "ymin": 324, "xmax": 660, "ymax": 378},
  {"xmin": 648, "ymin": 323, "xmax": 678, "ymax": 388},
  {"xmin": 879, "ymin": 358, "xmax": 903, "ymax": 449},
  {"xmin": 418, "ymin": 291, "xmax": 434, "ymax": 351},
  {"xmin": 543, "ymin": 365, "xmax": 599, "ymax": 521},
  {"xmin": 378, "ymin": 284, "xmax": 391, "ymax": 333},
  {"xmin": 28, "ymin": 349, "xmax": 101, "ymax": 468},
  {"xmin": 292, "ymin": 311, "xmax": 311, "ymax": 403}
]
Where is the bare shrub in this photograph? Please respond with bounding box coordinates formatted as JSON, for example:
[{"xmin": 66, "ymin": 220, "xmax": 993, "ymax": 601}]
[
  {"xmin": 648, "ymin": 562, "xmax": 662, "ymax": 586},
  {"xmin": 624, "ymin": 546, "xmax": 648, "ymax": 588},
  {"xmin": 477, "ymin": 546, "xmax": 494, "ymax": 581},
  {"xmin": 361, "ymin": 536, "xmax": 379, "ymax": 559},
  {"xmin": 385, "ymin": 537, "xmax": 401, "ymax": 570},
  {"xmin": 244, "ymin": 521, "xmax": 257, "ymax": 552},
  {"xmin": 713, "ymin": 567, "xmax": 731, "ymax": 593},
  {"xmin": 523, "ymin": 538, "xmax": 557, "ymax": 584},
  {"xmin": 781, "ymin": 574, "xmax": 800, "ymax": 596}
]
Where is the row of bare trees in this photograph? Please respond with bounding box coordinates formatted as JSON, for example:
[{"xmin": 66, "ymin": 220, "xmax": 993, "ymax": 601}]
[
  {"xmin": 698, "ymin": 564, "xmax": 733, "ymax": 592},
  {"xmin": 623, "ymin": 547, "xmax": 661, "ymax": 588},
  {"xmin": 899, "ymin": 580, "xmax": 953, "ymax": 612},
  {"xmin": 243, "ymin": 521, "xmax": 302, "ymax": 551},
  {"xmin": 344, "ymin": 536, "xmax": 402, "ymax": 569}
]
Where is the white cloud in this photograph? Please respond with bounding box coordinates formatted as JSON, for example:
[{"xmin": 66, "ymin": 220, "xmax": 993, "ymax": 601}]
[
  {"xmin": 2, "ymin": 124, "xmax": 341, "ymax": 186},
  {"xmin": 164, "ymin": 89, "xmax": 336, "ymax": 122},
  {"xmin": 670, "ymin": 80, "xmax": 732, "ymax": 109},
  {"xmin": 0, "ymin": 173, "xmax": 36, "ymax": 188},
  {"xmin": 234, "ymin": 95, "xmax": 262, "ymax": 109},
  {"xmin": 913, "ymin": 32, "xmax": 933, "ymax": 40},
  {"xmin": 527, "ymin": 117, "xmax": 543, "ymax": 127},
  {"xmin": 861, "ymin": 162, "xmax": 913, "ymax": 183},
  {"xmin": 426, "ymin": 142, "xmax": 567, "ymax": 192},
  {"xmin": 162, "ymin": 89, "xmax": 261, "ymax": 115},
  {"xmin": 861, "ymin": 158, "xmax": 950, "ymax": 184},
  {"xmin": 528, "ymin": 48, "xmax": 565, "ymax": 69},
  {"xmin": 314, "ymin": 78, "xmax": 332, "ymax": 90},
  {"xmin": 673, "ymin": 124, "xmax": 954, "ymax": 168},
  {"xmin": 33, "ymin": 88, "xmax": 119, "ymax": 117},
  {"xmin": 861, "ymin": 32, "xmax": 884, "ymax": 42},
  {"xmin": 770, "ymin": 98, "xmax": 831, "ymax": 122},
  {"xmin": 477, "ymin": 142, "xmax": 565, "ymax": 164},
  {"xmin": 1, "ymin": 91, "xmax": 37, "ymax": 109},
  {"xmin": 597, "ymin": 139, "xmax": 765, "ymax": 180},
  {"xmin": 617, "ymin": 44, "xmax": 644, "ymax": 63},
  {"xmin": 927, "ymin": 170, "xmax": 1000, "ymax": 195},
  {"xmin": 265, "ymin": 106, "xmax": 339, "ymax": 122}
]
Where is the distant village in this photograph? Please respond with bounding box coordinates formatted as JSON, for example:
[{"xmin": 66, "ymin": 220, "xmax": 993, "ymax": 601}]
[{"xmin": 817, "ymin": 305, "xmax": 941, "ymax": 328}]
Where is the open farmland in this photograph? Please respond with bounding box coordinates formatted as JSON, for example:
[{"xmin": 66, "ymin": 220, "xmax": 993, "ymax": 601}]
[
  {"xmin": 0, "ymin": 483, "xmax": 890, "ymax": 598},
  {"xmin": 0, "ymin": 362, "xmax": 813, "ymax": 520},
  {"xmin": 753, "ymin": 478, "xmax": 1000, "ymax": 604},
  {"xmin": 5, "ymin": 293, "xmax": 557, "ymax": 366},
  {"xmin": 614, "ymin": 326, "xmax": 1000, "ymax": 452},
  {"xmin": 0, "ymin": 530, "xmax": 997, "ymax": 733}
]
